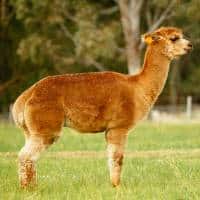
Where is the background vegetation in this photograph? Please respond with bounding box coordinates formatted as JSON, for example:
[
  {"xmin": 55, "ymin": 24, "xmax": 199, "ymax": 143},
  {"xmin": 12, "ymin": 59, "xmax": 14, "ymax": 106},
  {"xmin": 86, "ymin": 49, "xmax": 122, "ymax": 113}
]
[{"xmin": 0, "ymin": 0, "xmax": 200, "ymax": 112}]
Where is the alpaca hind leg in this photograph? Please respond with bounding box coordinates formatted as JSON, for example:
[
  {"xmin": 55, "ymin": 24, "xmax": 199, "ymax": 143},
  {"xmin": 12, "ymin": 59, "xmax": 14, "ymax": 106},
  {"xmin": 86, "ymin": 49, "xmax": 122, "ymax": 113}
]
[
  {"xmin": 105, "ymin": 128, "xmax": 128, "ymax": 187},
  {"xmin": 19, "ymin": 102, "xmax": 64, "ymax": 187},
  {"xmin": 18, "ymin": 136, "xmax": 49, "ymax": 187}
]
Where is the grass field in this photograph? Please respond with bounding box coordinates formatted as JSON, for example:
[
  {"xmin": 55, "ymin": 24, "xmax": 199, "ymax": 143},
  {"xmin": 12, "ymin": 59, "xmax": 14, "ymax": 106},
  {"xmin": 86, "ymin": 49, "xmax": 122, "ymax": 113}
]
[{"xmin": 0, "ymin": 122, "xmax": 200, "ymax": 199}]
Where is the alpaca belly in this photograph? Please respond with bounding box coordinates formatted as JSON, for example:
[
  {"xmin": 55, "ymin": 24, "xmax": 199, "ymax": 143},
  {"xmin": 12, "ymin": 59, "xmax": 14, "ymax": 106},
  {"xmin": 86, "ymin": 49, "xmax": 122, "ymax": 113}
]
[
  {"xmin": 64, "ymin": 106, "xmax": 109, "ymax": 133},
  {"xmin": 65, "ymin": 114, "xmax": 107, "ymax": 133}
]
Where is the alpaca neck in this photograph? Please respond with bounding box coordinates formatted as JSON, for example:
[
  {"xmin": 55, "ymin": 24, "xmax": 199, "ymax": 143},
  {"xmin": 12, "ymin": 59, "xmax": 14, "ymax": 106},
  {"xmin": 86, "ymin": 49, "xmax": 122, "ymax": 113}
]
[{"xmin": 132, "ymin": 45, "xmax": 171, "ymax": 104}]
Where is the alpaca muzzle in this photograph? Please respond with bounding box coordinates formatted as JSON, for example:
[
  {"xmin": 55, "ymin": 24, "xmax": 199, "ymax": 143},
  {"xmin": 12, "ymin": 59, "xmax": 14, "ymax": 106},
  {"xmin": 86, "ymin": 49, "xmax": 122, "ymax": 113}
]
[{"xmin": 187, "ymin": 42, "xmax": 193, "ymax": 51}]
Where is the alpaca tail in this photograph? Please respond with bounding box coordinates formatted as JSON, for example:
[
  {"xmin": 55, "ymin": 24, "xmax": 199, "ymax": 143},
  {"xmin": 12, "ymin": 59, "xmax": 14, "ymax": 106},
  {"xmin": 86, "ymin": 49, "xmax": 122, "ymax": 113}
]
[{"xmin": 12, "ymin": 84, "xmax": 35, "ymax": 132}]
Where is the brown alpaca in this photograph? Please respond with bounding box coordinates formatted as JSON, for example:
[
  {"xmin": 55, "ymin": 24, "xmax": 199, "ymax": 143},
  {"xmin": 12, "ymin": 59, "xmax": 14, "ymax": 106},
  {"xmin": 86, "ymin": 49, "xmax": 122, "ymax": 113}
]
[{"xmin": 12, "ymin": 27, "xmax": 192, "ymax": 187}]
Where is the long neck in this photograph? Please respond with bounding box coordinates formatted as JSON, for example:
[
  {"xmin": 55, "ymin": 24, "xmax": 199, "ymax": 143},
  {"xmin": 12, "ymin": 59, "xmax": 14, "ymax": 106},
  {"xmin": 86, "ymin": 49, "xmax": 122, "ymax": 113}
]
[{"xmin": 131, "ymin": 45, "xmax": 171, "ymax": 104}]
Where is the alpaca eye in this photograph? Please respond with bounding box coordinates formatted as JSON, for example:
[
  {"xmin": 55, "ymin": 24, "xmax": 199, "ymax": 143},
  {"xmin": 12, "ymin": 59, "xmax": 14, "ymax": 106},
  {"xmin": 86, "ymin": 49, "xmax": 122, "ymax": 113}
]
[{"xmin": 170, "ymin": 37, "xmax": 179, "ymax": 42}]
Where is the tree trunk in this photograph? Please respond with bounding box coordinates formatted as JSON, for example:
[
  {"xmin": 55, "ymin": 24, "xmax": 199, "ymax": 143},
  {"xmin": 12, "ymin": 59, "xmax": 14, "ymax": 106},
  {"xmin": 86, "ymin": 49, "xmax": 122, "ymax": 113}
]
[
  {"xmin": 118, "ymin": 0, "xmax": 176, "ymax": 74},
  {"xmin": 118, "ymin": 0, "xmax": 143, "ymax": 74},
  {"xmin": 126, "ymin": 37, "xmax": 141, "ymax": 74}
]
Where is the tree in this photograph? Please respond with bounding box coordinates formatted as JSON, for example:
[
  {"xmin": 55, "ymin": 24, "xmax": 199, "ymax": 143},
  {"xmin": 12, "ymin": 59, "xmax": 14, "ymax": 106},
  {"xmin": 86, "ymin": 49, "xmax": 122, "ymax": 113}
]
[
  {"xmin": 1, "ymin": 0, "xmax": 200, "ymax": 112},
  {"xmin": 0, "ymin": 0, "xmax": 24, "ymax": 97},
  {"xmin": 117, "ymin": 0, "xmax": 177, "ymax": 74},
  {"xmin": 14, "ymin": 0, "xmax": 123, "ymax": 73}
]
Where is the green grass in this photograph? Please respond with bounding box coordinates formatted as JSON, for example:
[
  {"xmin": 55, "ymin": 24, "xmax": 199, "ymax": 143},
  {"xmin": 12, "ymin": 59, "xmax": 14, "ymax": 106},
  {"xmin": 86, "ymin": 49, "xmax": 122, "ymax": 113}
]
[
  {"xmin": 0, "ymin": 157, "xmax": 200, "ymax": 200},
  {"xmin": 0, "ymin": 122, "xmax": 200, "ymax": 152},
  {"xmin": 0, "ymin": 122, "xmax": 200, "ymax": 199}
]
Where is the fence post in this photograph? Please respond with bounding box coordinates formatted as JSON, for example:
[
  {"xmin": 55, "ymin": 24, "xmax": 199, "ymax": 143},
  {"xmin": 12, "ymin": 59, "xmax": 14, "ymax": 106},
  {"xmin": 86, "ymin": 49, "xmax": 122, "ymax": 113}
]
[
  {"xmin": 9, "ymin": 104, "xmax": 13, "ymax": 123},
  {"xmin": 186, "ymin": 96, "xmax": 192, "ymax": 120}
]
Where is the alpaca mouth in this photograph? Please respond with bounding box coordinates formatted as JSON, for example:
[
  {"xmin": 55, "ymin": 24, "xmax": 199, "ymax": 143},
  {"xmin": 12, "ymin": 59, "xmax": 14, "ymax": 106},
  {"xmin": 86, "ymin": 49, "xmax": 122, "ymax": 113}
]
[
  {"xmin": 184, "ymin": 47, "xmax": 192, "ymax": 53},
  {"xmin": 184, "ymin": 43, "xmax": 193, "ymax": 53}
]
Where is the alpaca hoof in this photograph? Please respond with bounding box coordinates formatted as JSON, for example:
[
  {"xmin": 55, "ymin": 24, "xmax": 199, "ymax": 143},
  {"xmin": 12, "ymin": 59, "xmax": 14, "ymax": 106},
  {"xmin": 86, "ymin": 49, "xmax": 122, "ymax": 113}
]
[
  {"xmin": 20, "ymin": 181, "xmax": 37, "ymax": 189},
  {"xmin": 19, "ymin": 159, "xmax": 36, "ymax": 188},
  {"xmin": 111, "ymin": 178, "xmax": 120, "ymax": 187},
  {"xmin": 20, "ymin": 177, "xmax": 37, "ymax": 189},
  {"xmin": 112, "ymin": 183, "xmax": 120, "ymax": 187}
]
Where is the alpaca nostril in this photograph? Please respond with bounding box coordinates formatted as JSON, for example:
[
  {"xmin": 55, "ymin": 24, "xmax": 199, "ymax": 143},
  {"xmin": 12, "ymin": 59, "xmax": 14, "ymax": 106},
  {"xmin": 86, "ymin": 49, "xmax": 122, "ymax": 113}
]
[{"xmin": 188, "ymin": 42, "xmax": 193, "ymax": 48}]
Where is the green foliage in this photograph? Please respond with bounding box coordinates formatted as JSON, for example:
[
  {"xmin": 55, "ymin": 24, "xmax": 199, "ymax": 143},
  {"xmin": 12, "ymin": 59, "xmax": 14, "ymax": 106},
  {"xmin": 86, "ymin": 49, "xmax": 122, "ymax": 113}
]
[
  {"xmin": 13, "ymin": 0, "xmax": 122, "ymax": 69},
  {"xmin": 0, "ymin": 0, "xmax": 200, "ymax": 111}
]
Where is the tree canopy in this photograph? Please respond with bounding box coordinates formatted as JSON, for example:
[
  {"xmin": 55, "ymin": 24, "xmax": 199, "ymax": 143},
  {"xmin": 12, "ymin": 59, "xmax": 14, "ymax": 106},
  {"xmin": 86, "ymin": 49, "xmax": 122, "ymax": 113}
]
[{"xmin": 0, "ymin": 0, "xmax": 200, "ymax": 112}]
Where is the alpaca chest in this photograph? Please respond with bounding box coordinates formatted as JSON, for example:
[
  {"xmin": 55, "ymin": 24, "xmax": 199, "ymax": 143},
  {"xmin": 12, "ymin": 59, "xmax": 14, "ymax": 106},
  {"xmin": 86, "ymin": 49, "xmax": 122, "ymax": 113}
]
[{"xmin": 133, "ymin": 98, "xmax": 152, "ymax": 123}]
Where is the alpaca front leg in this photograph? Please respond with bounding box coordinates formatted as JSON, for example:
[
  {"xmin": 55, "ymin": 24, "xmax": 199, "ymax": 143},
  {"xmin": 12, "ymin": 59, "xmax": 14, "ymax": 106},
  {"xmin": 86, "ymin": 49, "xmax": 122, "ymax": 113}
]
[
  {"xmin": 106, "ymin": 129, "xmax": 128, "ymax": 187},
  {"xmin": 107, "ymin": 144, "xmax": 124, "ymax": 187}
]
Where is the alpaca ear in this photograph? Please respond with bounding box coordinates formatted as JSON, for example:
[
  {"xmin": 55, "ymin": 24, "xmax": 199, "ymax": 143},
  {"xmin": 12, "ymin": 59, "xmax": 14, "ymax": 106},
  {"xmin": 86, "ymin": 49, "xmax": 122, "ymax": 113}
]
[{"xmin": 142, "ymin": 33, "xmax": 161, "ymax": 45}]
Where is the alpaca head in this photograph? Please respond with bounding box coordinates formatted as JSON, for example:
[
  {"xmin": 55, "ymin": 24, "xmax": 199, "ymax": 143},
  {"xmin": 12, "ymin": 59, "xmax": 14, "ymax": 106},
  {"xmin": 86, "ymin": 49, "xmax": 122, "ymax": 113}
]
[{"xmin": 142, "ymin": 27, "xmax": 192, "ymax": 59}]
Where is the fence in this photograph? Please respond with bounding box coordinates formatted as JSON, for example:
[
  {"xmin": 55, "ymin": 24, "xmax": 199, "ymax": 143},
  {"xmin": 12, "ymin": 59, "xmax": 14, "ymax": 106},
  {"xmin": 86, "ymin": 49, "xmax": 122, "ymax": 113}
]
[
  {"xmin": 150, "ymin": 96, "xmax": 200, "ymax": 122},
  {"xmin": 0, "ymin": 96, "xmax": 200, "ymax": 124}
]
